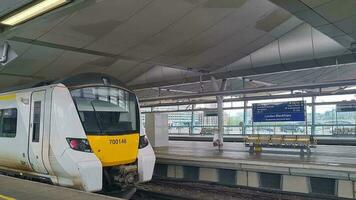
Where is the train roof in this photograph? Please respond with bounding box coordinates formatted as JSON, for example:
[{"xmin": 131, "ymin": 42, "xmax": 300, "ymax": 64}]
[
  {"xmin": 55, "ymin": 73, "xmax": 131, "ymax": 91},
  {"xmin": 0, "ymin": 73, "xmax": 131, "ymax": 94}
]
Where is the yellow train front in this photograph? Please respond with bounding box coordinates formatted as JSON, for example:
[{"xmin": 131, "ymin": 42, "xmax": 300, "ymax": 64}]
[{"xmin": 66, "ymin": 73, "xmax": 156, "ymax": 190}]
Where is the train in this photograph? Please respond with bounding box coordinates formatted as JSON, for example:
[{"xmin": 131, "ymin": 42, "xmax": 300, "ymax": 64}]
[{"xmin": 0, "ymin": 73, "xmax": 155, "ymax": 192}]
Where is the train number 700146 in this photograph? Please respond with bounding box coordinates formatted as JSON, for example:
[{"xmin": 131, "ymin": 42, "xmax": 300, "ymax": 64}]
[{"xmin": 109, "ymin": 138, "xmax": 127, "ymax": 144}]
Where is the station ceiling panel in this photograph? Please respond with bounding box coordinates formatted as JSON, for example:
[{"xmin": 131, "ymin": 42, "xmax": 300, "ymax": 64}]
[
  {"xmin": 0, "ymin": 0, "xmax": 33, "ymax": 17},
  {"xmin": 0, "ymin": 0, "xmax": 297, "ymax": 88},
  {"xmin": 0, "ymin": 0, "xmax": 354, "ymax": 97},
  {"xmin": 270, "ymin": 0, "xmax": 356, "ymax": 48}
]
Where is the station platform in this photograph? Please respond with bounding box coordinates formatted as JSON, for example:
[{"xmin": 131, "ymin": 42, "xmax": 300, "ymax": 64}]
[
  {"xmin": 0, "ymin": 175, "xmax": 120, "ymax": 200},
  {"xmin": 154, "ymin": 141, "xmax": 356, "ymax": 199}
]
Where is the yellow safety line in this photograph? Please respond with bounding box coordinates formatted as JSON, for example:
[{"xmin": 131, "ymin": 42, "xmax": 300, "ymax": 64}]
[
  {"xmin": 0, "ymin": 194, "xmax": 16, "ymax": 200},
  {"xmin": 0, "ymin": 94, "xmax": 16, "ymax": 101}
]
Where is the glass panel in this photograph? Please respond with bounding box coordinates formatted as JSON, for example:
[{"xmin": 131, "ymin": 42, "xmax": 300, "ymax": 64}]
[
  {"xmin": 224, "ymin": 109, "xmax": 244, "ymax": 126},
  {"xmin": 316, "ymin": 94, "xmax": 356, "ymax": 103},
  {"xmin": 195, "ymin": 103, "xmax": 217, "ymax": 109},
  {"xmin": 0, "ymin": 108, "xmax": 17, "ymax": 138},
  {"xmin": 223, "ymin": 101, "xmax": 244, "ymax": 108},
  {"xmin": 32, "ymin": 101, "xmax": 41, "ymax": 142},
  {"xmin": 168, "ymin": 112, "xmax": 192, "ymax": 126},
  {"xmin": 224, "ymin": 126, "xmax": 242, "ymax": 134},
  {"xmin": 168, "ymin": 126, "xmax": 190, "ymax": 135},
  {"xmin": 71, "ymin": 87, "xmax": 139, "ymax": 135},
  {"xmin": 246, "ymin": 108, "xmax": 253, "ymax": 125},
  {"xmin": 149, "ymin": 92, "xmax": 356, "ymax": 136},
  {"xmin": 223, "ymin": 102, "xmax": 233, "ymax": 108},
  {"xmin": 337, "ymin": 111, "xmax": 356, "ymax": 124},
  {"xmin": 315, "ymin": 105, "xmax": 336, "ymax": 125},
  {"xmin": 232, "ymin": 101, "xmax": 244, "ymax": 107},
  {"xmin": 332, "ymin": 125, "xmax": 356, "ymax": 136},
  {"xmin": 306, "ymin": 105, "xmax": 312, "ymax": 124}
]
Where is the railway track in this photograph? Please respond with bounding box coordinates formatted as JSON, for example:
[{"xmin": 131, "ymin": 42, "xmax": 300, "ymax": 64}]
[
  {"xmin": 128, "ymin": 178, "xmax": 343, "ymax": 200},
  {"xmin": 0, "ymin": 174, "xmax": 342, "ymax": 200},
  {"xmin": 132, "ymin": 189, "xmax": 191, "ymax": 200}
]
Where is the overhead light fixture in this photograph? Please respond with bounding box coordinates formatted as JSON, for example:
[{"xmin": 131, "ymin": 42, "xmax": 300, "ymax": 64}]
[{"xmin": 0, "ymin": 0, "xmax": 70, "ymax": 26}]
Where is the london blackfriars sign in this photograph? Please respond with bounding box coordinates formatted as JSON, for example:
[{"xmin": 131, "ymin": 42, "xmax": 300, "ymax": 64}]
[{"xmin": 252, "ymin": 101, "xmax": 305, "ymax": 122}]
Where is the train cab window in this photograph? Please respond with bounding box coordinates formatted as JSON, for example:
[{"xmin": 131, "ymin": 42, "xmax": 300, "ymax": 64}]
[
  {"xmin": 0, "ymin": 108, "xmax": 17, "ymax": 138},
  {"xmin": 32, "ymin": 101, "xmax": 41, "ymax": 142},
  {"xmin": 71, "ymin": 87, "xmax": 139, "ymax": 135}
]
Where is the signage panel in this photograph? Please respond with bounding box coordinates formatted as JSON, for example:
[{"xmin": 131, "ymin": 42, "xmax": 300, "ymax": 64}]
[{"xmin": 252, "ymin": 101, "xmax": 305, "ymax": 122}]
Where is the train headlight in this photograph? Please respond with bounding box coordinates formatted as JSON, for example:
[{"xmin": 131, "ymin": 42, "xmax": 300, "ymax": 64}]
[
  {"xmin": 139, "ymin": 135, "xmax": 149, "ymax": 149},
  {"xmin": 66, "ymin": 138, "xmax": 92, "ymax": 153}
]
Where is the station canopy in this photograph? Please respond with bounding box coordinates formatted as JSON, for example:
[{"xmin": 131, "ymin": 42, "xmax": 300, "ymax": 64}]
[{"xmin": 0, "ymin": 0, "xmax": 355, "ymax": 100}]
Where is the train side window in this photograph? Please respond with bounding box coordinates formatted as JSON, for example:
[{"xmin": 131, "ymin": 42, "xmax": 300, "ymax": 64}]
[
  {"xmin": 0, "ymin": 108, "xmax": 17, "ymax": 138},
  {"xmin": 32, "ymin": 101, "xmax": 41, "ymax": 142}
]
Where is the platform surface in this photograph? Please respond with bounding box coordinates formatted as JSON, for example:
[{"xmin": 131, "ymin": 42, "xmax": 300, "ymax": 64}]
[
  {"xmin": 155, "ymin": 141, "xmax": 356, "ymax": 178},
  {"xmin": 0, "ymin": 175, "xmax": 120, "ymax": 200}
]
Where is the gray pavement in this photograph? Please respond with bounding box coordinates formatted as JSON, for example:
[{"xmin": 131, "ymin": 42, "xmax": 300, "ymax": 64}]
[{"xmin": 0, "ymin": 175, "xmax": 121, "ymax": 200}]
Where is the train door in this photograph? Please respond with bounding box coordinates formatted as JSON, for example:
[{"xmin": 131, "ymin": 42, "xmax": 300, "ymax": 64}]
[{"xmin": 28, "ymin": 90, "xmax": 48, "ymax": 174}]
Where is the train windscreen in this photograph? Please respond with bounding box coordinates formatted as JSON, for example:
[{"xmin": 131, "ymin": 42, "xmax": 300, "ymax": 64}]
[{"xmin": 71, "ymin": 87, "xmax": 139, "ymax": 135}]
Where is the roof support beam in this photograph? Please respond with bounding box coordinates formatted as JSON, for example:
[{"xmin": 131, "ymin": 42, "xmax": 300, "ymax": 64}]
[
  {"xmin": 141, "ymin": 89, "xmax": 356, "ymax": 108},
  {"xmin": 131, "ymin": 52, "xmax": 356, "ymax": 90},
  {"xmin": 139, "ymin": 78, "xmax": 356, "ymax": 102}
]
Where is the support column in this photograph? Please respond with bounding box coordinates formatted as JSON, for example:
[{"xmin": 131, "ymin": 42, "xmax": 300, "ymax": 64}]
[
  {"xmin": 190, "ymin": 104, "xmax": 195, "ymax": 135},
  {"xmin": 217, "ymin": 95, "xmax": 224, "ymax": 143},
  {"xmin": 211, "ymin": 77, "xmax": 226, "ymax": 148},
  {"xmin": 242, "ymin": 77, "xmax": 247, "ymax": 135},
  {"xmin": 311, "ymin": 96, "xmax": 316, "ymax": 135},
  {"xmin": 243, "ymin": 100, "xmax": 247, "ymax": 135}
]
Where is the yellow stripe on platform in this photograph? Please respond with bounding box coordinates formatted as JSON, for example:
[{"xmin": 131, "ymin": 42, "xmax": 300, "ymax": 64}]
[
  {"xmin": 0, "ymin": 194, "xmax": 16, "ymax": 200},
  {"xmin": 0, "ymin": 94, "xmax": 16, "ymax": 101}
]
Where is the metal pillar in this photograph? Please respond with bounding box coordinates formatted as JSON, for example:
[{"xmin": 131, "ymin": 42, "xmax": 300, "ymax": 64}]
[
  {"xmin": 311, "ymin": 96, "xmax": 316, "ymax": 135},
  {"xmin": 211, "ymin": 77, "xmax": 226, "ymax": 148},
  {"xmin": 303, "ymin": 95, "xmax": 308, "ymax": 135},
  {"xmin": 243, "ymin": 100, "xmax": 247, "ymax": 135},
  {"xmin": 190, "ymin": 104, "xmax": 195, "ymax": 135},
  {"xmin": 242, "ymin": 77, "xmax": 247, "ymax": 135},
  {"xmin": 217, "ymin": 95, "xmax": 224, "ymax": 142}
]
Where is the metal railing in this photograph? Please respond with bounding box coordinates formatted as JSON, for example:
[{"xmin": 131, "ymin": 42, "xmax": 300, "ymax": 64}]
[{"xmin": 168, "ymin": 124, "xmax": 356, "ymax": 136}]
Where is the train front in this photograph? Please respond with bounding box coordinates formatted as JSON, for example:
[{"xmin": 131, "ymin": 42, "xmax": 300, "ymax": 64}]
[{"xmin": 69, "ymin": 80, "xmax": 155, "ymax": 190}]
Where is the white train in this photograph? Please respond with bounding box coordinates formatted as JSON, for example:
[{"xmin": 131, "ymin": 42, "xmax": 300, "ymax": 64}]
[{"xmin": 0, "ymin": 73, "xmax": 155, "ymax": 192}]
